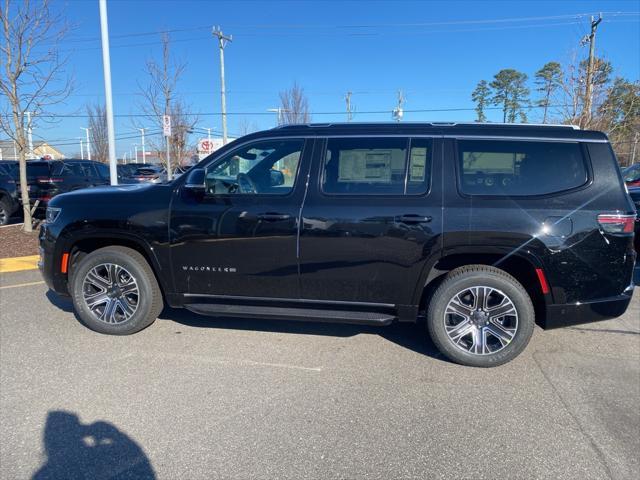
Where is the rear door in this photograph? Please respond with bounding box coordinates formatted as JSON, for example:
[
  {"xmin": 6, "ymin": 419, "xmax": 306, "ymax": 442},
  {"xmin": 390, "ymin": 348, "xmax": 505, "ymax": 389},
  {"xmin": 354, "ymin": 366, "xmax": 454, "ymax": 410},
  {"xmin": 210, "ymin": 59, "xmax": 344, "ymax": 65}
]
[{"xmin": 298, "ymin": 136, "xmax": 443, "ymax": 306}]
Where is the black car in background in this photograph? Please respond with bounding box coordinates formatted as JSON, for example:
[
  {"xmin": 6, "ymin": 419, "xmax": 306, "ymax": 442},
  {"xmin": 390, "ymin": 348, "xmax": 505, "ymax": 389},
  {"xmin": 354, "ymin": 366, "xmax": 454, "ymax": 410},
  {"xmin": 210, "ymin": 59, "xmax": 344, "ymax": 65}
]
[
  {"xmin": 117, "ymin": 163, "xmax": 167, "ymax": 184},
  {"xmin": 0, "ymin": 166, "xmax": 19, "ymax": 225},
  {"xmin": 27, "ymin": 159, "xmax": 110, "ymax": 211},
  {"xmin": 629, "ymin": 187, "xmax": 640, "ymax": 254}
]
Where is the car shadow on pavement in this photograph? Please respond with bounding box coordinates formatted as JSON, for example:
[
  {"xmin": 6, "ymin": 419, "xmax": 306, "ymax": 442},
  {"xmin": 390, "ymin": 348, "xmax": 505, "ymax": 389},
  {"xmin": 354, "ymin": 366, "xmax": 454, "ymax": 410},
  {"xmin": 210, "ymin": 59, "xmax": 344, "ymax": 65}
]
[
  {"xmin": 160, "ymin": 306, "xmax": 446, "ymax": 362},
  {"xmin": 45, "ymin": 290, "xmax": 73, "ymax": 313},
  {"xmin": 32, "ymin": 410, "xmax": 155, "ymax": 480},
  {"xmin": 43, "ymin": 289, "xmax": 447, "ymax": 363}
]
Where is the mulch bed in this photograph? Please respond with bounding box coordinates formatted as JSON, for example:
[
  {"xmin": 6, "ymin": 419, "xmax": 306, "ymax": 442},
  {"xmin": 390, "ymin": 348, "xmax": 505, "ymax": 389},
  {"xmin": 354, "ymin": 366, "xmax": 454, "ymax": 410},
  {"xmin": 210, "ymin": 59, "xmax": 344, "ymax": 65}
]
[{"xmin": 0, "ymin": 224, "xmax": 40, "ymax": 259}]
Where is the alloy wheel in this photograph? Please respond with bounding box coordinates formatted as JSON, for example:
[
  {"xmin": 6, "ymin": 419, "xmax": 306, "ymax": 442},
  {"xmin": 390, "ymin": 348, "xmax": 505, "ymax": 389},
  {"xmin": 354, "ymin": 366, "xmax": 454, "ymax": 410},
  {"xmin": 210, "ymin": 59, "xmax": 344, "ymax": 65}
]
[
  {"xmin": 443, "ymin": 286, "xmax": 518, "ymax": 355},
  {"xmin": 82, "ymin": 263, "xmax": 139, "ymax": 324}
]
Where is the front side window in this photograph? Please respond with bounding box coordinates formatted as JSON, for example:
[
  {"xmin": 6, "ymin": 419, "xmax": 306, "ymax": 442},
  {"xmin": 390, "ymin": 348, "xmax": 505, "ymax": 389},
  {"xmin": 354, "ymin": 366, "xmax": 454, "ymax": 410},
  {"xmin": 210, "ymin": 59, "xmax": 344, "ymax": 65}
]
[
  {"xmin": 205, "ymin": 139, "xmax": 303, "ymax": 195},
  {"xmin": 322, "ymin": 137, "xmax": 431, "ymax": 195},
  {"xmin": 458, "ymin": 140, "xmax": 588, "ymax": 196}
]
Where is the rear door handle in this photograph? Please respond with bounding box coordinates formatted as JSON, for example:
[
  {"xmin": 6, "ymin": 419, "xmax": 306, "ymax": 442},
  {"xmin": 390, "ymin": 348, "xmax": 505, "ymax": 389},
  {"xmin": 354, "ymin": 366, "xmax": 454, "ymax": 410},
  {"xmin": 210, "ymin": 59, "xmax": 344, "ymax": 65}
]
[
  {"xmin": 397, "ymin": 214, "xmax": 432, "ymax": 224},
  {"xmin": 257, "ymin": 213, "xmax": 291, "ymax": 221}
]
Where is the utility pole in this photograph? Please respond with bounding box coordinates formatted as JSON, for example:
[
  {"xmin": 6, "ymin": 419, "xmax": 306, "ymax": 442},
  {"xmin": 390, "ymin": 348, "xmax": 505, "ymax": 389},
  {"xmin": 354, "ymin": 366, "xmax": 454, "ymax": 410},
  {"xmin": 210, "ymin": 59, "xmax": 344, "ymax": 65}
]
[
  {"xmin": 345, "ymin": 91, "xmax": 354, "ymax": 122},
  {"xmin": 138, "ymin": 128, "xmax": 145, "ymax": 164},
  {"xmin": 25, "ymin": 111, "xmax": 34, "ymax": 159},
  {"xmin": 80, "ymin": 127, "xmax": 91, "ymax": 160},
  {"xmin": 99, "ymin": 0, "xmax": 118, "ymax": 185},
  {"xmin": 212, "ymin": 26, "xmax": 232, "ymax": 145},
  {"xmin": 631, "ymin": 131, "xmax": 639, "ymax": 166},
  {"xmin": 392, "ymin": 90, "xmax": 405, "ymax": 122},
  {"xmin": 79, "ymin": 138, "xmax": 84, "ymax": 159},
  {"xmin": 582, "ymin": 13, "xmax": 603, "ymax": 128}
]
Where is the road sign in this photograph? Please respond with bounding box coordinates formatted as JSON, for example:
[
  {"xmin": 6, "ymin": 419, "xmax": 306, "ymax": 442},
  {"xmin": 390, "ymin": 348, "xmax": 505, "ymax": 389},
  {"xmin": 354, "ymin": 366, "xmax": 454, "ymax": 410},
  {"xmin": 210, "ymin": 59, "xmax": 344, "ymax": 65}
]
[{"xmin": 162, "ymin": 115, "xmax": 171, "ymax": 137}]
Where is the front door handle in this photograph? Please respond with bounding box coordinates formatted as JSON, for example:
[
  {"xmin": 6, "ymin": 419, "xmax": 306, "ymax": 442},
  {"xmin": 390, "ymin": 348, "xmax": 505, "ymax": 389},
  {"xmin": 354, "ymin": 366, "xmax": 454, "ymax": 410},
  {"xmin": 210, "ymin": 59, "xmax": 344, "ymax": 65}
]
[
  {"xmin": 258, "ymin": 213, "xmax": 291, "ymax": 221},
  {"xmin": 397, "ymin": 214, "xmax": 432, "ymax": 224}
]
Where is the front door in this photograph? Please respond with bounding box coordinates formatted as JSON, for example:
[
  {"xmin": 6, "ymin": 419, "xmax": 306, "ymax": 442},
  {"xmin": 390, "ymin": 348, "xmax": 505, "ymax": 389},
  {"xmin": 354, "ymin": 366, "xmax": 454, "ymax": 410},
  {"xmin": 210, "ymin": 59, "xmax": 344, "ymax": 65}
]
[
  {"xmin": 169, "ymin": 137, "xmax": 311, "ymax": 298},
  {"xmin": 299, "ymin": 136, "xmax": 443, "ymax": 306}
]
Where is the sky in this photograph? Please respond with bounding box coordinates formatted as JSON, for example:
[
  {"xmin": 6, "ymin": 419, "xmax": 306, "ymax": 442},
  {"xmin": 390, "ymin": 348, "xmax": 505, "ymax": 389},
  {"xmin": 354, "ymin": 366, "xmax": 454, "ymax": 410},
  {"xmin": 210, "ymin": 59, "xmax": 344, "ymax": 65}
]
[{"xmin": 5, "ymin": 0, "xmax": 640, "ymax": 158}]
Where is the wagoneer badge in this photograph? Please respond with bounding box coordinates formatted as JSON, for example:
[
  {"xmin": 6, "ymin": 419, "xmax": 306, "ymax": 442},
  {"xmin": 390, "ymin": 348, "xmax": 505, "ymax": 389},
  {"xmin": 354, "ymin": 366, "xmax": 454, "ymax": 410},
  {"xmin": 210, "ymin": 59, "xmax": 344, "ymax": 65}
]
[{"xmin": 182, "ymin": 265, "xmax": 237, "ymax": 273}]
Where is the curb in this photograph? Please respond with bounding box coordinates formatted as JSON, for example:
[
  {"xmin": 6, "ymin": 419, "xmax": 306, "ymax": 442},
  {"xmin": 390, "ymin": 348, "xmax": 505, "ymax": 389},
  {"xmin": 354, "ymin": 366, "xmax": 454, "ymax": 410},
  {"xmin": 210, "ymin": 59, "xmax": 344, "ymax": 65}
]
[{"xmin": 0, "ymin": 255, "xmax": 40, "ymax": 273}]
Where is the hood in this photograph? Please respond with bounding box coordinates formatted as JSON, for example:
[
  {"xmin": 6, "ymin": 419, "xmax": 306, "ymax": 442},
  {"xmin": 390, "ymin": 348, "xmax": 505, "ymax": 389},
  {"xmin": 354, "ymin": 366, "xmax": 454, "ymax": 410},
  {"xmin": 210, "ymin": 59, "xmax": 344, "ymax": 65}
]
[{"xmin": 48, "ymin": 182, "xmax": 171, "ymax": 209}]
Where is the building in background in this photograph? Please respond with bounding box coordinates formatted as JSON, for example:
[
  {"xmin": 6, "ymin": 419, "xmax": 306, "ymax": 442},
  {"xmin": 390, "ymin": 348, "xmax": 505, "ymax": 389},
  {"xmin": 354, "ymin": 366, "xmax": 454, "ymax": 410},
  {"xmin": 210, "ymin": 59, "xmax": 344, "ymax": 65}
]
[{"xmin": 0, "ymin": 140, "xmax": 65, "ymax": 160}]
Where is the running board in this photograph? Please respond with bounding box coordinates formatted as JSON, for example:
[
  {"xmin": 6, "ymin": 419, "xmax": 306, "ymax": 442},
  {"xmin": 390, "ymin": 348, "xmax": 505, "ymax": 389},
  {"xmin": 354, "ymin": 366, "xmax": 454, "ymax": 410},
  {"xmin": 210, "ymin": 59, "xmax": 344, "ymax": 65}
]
[{"xmin": 184, "ymin": 303, "xmax": 396, "ymax": 326}]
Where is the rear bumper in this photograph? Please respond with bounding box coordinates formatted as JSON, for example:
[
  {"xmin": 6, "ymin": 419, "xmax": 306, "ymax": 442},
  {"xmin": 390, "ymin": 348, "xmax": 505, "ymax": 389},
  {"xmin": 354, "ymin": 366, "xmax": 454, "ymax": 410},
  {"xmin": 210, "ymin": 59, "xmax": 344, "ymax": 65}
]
[{"xmin": 541, "ymin": 286, "xmax": 634, "ymax": 329}]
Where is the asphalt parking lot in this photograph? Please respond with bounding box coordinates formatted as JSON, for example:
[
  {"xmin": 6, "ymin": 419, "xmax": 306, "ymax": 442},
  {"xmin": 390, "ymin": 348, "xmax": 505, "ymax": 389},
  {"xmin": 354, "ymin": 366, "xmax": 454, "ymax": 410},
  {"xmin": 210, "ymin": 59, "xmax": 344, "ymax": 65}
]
[{"xmin": 1, "ymin": 268, "xmax": 639, "ymax": 480}]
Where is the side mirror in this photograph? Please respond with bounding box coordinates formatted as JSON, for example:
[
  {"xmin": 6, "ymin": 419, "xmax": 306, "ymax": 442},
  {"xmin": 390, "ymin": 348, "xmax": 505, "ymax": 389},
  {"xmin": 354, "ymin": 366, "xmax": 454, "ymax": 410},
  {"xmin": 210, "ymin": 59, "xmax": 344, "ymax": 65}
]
[
  {"xmin": 183, "ymin": 168, "xmax": 206, "ymax": 192},
  {"xmin": 270, "ymin": 169, "xmax": 285, "ymax": 187}
]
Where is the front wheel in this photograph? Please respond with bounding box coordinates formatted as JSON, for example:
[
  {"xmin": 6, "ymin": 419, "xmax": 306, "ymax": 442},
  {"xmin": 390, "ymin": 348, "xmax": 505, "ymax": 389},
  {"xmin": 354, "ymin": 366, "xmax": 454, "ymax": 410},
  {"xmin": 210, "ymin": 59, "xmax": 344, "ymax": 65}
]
[
  {"xmin": 70, "ymin": 246, "xmax": 163, "ymax": 335},
  {"xmin": 427, "ymin": 265, "xmax": 535, "ymax": 367}
]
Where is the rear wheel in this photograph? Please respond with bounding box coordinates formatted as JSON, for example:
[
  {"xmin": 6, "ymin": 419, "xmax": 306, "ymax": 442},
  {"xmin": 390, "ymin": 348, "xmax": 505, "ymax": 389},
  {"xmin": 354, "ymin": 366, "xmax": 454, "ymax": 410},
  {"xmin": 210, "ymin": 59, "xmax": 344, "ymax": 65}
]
[
  {"xmin": 70, "ymin": 246, "xmax": 163, "ymax": 335},
  {"xmin": 0, "ymin": 197, "xmax": 11, "ymax": 225},
  {"xmin": 427, "ymin": 265, "xmax": 535, "ymax": 367}
]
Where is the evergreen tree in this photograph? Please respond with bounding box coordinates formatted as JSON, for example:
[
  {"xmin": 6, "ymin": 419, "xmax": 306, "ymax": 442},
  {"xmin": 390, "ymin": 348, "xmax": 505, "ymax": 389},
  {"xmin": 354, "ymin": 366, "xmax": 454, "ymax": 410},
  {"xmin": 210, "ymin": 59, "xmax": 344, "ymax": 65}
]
[
  {"xmin": 534, "ymin": 62, "xmax": 562, "ymax": 123},
  {"xmin": 490, "ymin": 69, "xmax": 530, "ymax": 123},
  {"xmin": 472, "ymin": 80, "xmax": 491, "ymax": 122}
]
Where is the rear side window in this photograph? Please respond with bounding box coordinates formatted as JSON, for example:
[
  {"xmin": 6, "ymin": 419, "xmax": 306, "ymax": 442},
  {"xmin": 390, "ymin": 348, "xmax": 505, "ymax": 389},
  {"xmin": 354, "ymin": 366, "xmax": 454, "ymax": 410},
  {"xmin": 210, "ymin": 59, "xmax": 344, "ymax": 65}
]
[
  {"xmin": 322, "ymin": 137, "xmax": 431, "ymax": 195},
  {"xmin": 457, "ymin": 140, "xmax": 588, "ymax": 196},
  {"xmin": 26, "ymin": 162, "xmax": 52, "ymax": 178}
]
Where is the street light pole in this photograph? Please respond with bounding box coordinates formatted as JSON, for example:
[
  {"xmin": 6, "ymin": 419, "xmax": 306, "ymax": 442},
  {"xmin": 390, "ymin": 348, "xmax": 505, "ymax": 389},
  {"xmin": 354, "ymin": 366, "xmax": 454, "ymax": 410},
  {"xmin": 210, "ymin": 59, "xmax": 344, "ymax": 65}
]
[
  {"xmin": 138, "ymin": 128, "xmax": 145, "ymax": 164},
  {"xmin": 99, "ymin": 0, "xmax": 118, "ymax": 185},
  {"xmin": 80, "ymin": 127, "xmax": 91, "ymax": 160},
  {"xmin": 212, "ymin": 27, "xmax": 232, "ymax": 145},
  {"xmin": 79, "ymin": 138, "xmax": 84, "ymax": 159}
]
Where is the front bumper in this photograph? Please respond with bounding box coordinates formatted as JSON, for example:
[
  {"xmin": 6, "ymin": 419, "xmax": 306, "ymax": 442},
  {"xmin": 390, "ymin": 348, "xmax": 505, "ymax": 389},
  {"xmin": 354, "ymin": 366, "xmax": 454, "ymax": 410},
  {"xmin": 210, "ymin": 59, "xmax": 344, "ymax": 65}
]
[
  {"xmin": 541, "ymin": 286, "xmax": 634, "ymax": 329},
  {"xmin": 38, "ymin": 224, "xmax": 69, "ymax": 295}
]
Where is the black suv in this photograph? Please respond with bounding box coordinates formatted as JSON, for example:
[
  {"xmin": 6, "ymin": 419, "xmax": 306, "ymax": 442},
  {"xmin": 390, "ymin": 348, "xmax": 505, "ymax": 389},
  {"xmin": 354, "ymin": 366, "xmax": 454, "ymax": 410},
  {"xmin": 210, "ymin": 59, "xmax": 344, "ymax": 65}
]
[
  {"xmin": 26, "ymin": 159, "xmax": 110, "ymax": 210},
  {"xmin": 0, "ymin": 163, "xmax": 19, "ymax": 225},
  {"xmin": 39, "ymin": 123, "xmax": 636, "ymax": 367}
]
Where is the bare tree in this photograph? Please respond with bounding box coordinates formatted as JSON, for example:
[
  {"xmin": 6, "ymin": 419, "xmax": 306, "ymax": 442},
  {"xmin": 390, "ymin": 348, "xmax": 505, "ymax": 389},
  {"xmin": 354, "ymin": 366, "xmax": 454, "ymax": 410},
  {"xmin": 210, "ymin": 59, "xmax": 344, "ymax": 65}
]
[
  {"xmin": 237, "ymin": 118, "xmax": 258, "ymax": 137},
  {"xmin": 279, "ymin": 83, "xmax": 311, "ymax": 124},
  {"xmin": 87, "ymin": 104, "xmax": 108, "ymax": 163},
  {"xmin": 137, "ymin": 33, "xmax": 196, "ymax": 170},
  {"xmin": 0, "ymin": 0, "xmax": 72, "ymax": 232}
]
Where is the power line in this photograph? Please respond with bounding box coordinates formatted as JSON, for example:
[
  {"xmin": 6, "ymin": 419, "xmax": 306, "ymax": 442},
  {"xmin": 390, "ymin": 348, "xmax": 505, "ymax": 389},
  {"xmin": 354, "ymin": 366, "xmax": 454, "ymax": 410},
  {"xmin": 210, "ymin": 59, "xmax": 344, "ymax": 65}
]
[{"xmin": 0, "ymin": 104, "xmax": 594, "ymax": 119}]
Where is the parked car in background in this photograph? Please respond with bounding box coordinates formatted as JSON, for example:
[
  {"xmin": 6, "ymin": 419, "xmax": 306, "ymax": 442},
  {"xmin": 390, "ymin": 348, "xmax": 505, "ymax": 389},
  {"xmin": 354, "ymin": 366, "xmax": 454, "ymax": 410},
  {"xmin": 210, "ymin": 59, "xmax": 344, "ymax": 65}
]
[
  {"xmin": 628, "ymin": 186, "xmax": 640, "ymax": 254},
  {"xmin": 27, "ymin": 159, "xmax": 110, "ymax": 212},
  {"xmin": 0, "ymin": 167, "xmax": 19, "ymax": 225},
  {"xmin": 40, "ymin": 123, "xmax": 636, "ymax": 367},
  {"xmin": 116, "ymin": 163, "xmax": 149, "ymax": 183},
  {"xmin": 122, "ymin": 164, "xmax": 167, "ymax": 184},
  {"xmin": 0, "ymin": 160, "xmax": 19, "ymax": 180},
  {"xmin": 622, "ymin": 163, "xmax": 640, "ymax": 187}
]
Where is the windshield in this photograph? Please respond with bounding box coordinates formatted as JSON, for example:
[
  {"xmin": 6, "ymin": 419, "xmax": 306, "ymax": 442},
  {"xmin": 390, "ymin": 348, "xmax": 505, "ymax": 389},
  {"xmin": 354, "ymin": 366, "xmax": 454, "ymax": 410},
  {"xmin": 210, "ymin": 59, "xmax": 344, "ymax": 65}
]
[{"xmin": 622, "ymin": 164, "xmax": 640, "ymax": 182}]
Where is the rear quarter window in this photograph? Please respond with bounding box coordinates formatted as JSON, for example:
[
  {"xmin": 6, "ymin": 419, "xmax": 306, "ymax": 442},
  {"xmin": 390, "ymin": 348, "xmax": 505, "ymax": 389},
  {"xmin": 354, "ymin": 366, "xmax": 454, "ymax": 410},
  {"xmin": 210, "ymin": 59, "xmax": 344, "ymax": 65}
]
[{"xmin": 457, "ymin": 140, "xmax": 588, "ymax": 196}]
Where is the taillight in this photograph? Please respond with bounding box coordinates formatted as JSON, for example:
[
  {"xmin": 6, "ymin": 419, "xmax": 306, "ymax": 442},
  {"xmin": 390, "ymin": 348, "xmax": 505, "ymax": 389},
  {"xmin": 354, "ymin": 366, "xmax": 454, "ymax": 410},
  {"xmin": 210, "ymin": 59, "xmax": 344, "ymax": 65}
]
[
  {"xmin": 597, "ymin": 214, "xmax": 636, "ymax": 234},
  {"xmin": 37, "ymin": 177, "xmax": 63, "ymax": 183}
]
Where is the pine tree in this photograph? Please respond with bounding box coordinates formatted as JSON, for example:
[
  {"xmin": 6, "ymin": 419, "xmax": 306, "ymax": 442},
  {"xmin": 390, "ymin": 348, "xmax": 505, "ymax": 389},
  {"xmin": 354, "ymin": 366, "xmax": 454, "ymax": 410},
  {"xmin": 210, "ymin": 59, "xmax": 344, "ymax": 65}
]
[
  {"xmin": 534, "ymin": 62, "xmax": 562, "ymax": 123},
  {"xmin": 471, "ymin": 80, "xmax": 491, "ymax": 122},
  {"xmin": 490, "ymin": 69, "xmax": 530, "ymax": 123}
]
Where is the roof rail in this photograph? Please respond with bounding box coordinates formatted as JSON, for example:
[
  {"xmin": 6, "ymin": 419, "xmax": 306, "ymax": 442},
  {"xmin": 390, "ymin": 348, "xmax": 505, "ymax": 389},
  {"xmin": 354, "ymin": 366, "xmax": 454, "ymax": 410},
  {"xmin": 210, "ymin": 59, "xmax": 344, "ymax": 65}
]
[{"xmin": 272, "ymin": 121, "xmax": 580, "ymax": 130}]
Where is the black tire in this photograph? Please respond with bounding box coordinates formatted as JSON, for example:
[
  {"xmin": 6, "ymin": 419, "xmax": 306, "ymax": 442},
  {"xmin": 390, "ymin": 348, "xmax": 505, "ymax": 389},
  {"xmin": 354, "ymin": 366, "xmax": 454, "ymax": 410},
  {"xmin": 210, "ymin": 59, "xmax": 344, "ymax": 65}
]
[
  {"xmin": 0, "ymin": 197, "xmax": 11, "ymax": 226},
  {"xmin": 70, "ymin": 246, "xmax": 163, "ymax": 335},
  {"xmin": 427, "ymin": 265, "xmax": 535, "ymax": 367}
]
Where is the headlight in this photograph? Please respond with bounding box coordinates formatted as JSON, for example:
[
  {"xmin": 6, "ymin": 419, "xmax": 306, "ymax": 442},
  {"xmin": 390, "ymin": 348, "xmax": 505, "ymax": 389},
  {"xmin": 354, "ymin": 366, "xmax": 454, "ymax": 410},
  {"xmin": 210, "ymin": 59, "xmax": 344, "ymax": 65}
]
[{"xmin": 45, "ymin": 207, "xmax": 61, "ymax": 224}]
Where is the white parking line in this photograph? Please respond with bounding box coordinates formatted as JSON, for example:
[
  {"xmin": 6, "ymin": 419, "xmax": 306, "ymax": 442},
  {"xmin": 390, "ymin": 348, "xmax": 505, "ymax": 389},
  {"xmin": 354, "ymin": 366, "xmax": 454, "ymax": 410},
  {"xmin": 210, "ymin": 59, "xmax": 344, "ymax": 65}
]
[
  {"xmin": 122, "ymin": 352, "xmax": 323, "ymax": 372},
  {"xmin": 0, "ymin": 280, "xmax": 45, "ymax": 290}
]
